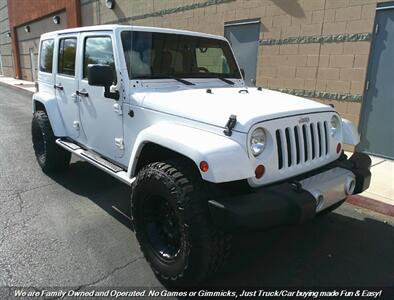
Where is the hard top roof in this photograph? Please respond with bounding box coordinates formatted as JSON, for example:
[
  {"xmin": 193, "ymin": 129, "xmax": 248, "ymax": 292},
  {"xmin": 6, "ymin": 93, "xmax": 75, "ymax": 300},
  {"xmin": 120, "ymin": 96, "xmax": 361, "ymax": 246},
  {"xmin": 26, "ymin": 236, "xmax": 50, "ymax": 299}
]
[{"xmin": 40, "ymin": 24, "xmax": 227, "ymax": 41}]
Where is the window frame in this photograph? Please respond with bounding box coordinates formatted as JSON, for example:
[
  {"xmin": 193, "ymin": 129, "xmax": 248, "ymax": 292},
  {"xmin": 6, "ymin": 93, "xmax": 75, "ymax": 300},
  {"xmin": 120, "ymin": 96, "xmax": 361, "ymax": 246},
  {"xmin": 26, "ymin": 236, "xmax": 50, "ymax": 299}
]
[
  {"xmin": 82, "ymin": 34, "xmax": 117, "ymax": 81},
  {"xmin": 57, "ymin": 37, "xmax": 78, "ymax": 77},
  {"xmin": 39, "ymin": 38, "xmax": 54, "ymax": 74},
  {"xmin": 120, "ymin": 30, "xmax": 242, "ymax": 80}
]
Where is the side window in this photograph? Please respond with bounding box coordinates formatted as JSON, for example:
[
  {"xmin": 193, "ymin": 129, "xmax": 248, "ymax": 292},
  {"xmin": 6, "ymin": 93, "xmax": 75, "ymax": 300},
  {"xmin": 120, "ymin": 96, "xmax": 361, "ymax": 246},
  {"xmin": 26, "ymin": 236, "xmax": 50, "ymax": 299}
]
[
  {"xmin": 39, "ymin": 39, "xmax": 54, "ymax": 73},
  {"xmin": 58, "ymin": 38, "xmax": 77, "ymax": 76},
  {"xmin": 83, "ymin": 36, "xmax": 115, "ymax": 80}
]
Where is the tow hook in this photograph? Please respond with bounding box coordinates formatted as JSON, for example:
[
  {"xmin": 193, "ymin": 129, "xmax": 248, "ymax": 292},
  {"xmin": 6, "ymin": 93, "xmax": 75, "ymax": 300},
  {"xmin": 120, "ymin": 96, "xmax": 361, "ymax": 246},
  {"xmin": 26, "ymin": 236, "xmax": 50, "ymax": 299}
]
[{"xmin": 290, "ymin": 180, "xmax": 302, "ymax": 193}]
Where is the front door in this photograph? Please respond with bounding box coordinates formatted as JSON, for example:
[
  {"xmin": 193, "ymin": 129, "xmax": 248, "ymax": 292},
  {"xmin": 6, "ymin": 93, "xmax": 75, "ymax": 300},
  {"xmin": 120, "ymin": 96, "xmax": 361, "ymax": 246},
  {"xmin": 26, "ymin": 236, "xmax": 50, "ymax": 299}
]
[
  {"xmin": 224, "ymin": 19, "xmax": 260, "ymax": 86},
  {"xmin": 358, "ymin": 7, "xmax": 394, "ymax": 159},
  {"xmin": 55, "ymin": 35, "xmax": 80, "ymax": 139},
  {"xmin": 78, "ymin": 32, "xmax": 124, "ymax": 160}
]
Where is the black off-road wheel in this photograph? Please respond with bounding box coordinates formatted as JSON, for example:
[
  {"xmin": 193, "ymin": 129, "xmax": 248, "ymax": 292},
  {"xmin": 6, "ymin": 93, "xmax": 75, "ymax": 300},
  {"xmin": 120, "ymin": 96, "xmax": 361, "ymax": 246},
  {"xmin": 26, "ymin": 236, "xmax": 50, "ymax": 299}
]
[
  {"xmin": 131, "ymin": 160, "xmax": 231, "ymax": 287},
  {"xmin": 31, "ymin": 110, "xmax": 71, "ymax": 173}
]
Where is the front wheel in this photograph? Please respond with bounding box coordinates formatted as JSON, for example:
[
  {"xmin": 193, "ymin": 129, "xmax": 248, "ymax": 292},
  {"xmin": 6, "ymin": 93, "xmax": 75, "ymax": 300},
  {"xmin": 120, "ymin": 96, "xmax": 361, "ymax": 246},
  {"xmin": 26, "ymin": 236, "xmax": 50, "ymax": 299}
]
[
  {"xmin": 131, "ymin": 160, "xmax": 231, "ymax": 287},
  {"xmin": 31, "ymin": 110, "xmax": 71, "ymax": 173}
]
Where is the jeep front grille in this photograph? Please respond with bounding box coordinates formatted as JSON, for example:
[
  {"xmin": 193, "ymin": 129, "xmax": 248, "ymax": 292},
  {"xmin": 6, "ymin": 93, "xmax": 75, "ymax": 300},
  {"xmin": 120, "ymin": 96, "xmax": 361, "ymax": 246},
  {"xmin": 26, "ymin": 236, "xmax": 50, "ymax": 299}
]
[{"xmin": 275, "ymin": 121, "xmax": 329, "ymax": 170}]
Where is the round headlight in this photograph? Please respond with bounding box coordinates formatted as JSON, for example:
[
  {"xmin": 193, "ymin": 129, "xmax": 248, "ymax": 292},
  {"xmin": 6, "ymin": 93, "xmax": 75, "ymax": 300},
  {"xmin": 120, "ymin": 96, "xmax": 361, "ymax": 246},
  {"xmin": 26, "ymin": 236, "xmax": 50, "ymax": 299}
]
[
  {"xmin": 250, "ymin": 128, "xmax": 266, "ymax": 156},
  {"xmin": 330, "ymin": 115, "xmax": 340, "ymax": 136}
]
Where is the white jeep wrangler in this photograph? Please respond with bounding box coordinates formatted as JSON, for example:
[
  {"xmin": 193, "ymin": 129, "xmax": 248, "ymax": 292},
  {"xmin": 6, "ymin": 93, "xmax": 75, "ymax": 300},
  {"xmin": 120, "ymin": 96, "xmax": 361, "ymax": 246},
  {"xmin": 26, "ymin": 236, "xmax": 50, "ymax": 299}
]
[{"xmin": 32, "ymin": 25, "xmax": 371, "ymax": 286}]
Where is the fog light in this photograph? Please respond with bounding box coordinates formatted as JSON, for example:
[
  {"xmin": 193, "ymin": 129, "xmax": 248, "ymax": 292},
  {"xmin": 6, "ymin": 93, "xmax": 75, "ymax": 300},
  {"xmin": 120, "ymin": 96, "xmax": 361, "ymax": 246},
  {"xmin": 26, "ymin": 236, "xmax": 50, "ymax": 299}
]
[
  {"xmin": 255, "ymin": 165, "xmax": 265, "ymax": 179},
  {"xmin": 199, "ymin": 161, "xmax": 209, "ymax": 172},
  {"xmin": 336, "ymin": 143, "xmax": 342, "ymax": 154}
]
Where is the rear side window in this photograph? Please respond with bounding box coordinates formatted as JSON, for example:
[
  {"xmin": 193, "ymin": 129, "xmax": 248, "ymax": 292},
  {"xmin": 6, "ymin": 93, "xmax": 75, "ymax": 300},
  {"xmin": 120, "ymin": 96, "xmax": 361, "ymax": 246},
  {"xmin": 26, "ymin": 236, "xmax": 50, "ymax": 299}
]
[
  {"xmin": 58, "ymin": 38, "xmax": 77, "ymax": 76},
  {"xmin": 83, "ymin": 36, "xmax": 115, "ymax": 79},
  {"xmin": 39, "ymin": 39, "xmax": 54, "ymax": 73}
]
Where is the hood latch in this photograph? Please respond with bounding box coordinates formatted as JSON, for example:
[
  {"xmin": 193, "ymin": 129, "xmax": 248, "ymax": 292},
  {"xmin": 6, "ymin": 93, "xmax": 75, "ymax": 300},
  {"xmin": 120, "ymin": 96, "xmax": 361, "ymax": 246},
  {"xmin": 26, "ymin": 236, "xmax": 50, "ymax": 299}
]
[{"xmin": 223, "ymin": 115, "xmax": 237, "ymax": 136}]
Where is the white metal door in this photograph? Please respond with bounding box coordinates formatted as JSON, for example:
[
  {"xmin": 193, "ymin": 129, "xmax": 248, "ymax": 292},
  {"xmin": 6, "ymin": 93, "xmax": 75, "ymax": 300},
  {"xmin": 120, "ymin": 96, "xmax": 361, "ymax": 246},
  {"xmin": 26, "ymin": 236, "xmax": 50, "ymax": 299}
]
[
  {"xmin": 225, "ymin": 20, "xmax": 260, "ymax": 86},
  {"xmin": 0, "ymin": 53, "xmax": 3, "ymax": 75},
  {"xmin": 78, "ymin": 32, "xmax": 124, "ymax": 160},
  {"xmin": 29, "ymin": 48, "xmax": 37, "ymax": 82},
  {"xmin": 358, "ymin": 7, "xmax": 394, "ymax": 159}
]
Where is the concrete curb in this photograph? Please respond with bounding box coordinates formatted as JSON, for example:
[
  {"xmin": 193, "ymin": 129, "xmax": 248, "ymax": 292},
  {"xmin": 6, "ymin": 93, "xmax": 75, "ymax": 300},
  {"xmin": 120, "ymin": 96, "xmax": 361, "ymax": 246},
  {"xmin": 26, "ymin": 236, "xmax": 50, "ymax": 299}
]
[
  {"xmin": 347, "ymin": 195, "xmax": 394, "ymax": 217},
  {"xmin": 0, "ymin": 80, "xmax": 34, "ymax": 96}
]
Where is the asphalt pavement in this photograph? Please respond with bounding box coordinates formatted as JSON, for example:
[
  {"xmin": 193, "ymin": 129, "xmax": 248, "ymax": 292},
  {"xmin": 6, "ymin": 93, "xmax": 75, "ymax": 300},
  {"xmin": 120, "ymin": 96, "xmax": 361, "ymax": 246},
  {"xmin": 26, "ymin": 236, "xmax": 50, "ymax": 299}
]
[{"xmin": 0, "ymin": 85, "xmax": 393, "ymax": 295}]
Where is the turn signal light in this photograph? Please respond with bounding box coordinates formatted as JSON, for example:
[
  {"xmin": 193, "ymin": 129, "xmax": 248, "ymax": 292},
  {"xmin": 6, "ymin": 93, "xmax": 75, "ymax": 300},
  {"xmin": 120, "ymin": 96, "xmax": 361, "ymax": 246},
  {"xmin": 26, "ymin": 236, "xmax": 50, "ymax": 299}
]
[
  {"xmin": 199, "ymin": 161, "xmax": 209, "ymax": 172},
  {"xmin": 255, "ymin": 165, "xmax": 265, "ymax": 179},
  {"xmin": 336, "ymin": 143, "xmax": 342, "ymax": 154}
]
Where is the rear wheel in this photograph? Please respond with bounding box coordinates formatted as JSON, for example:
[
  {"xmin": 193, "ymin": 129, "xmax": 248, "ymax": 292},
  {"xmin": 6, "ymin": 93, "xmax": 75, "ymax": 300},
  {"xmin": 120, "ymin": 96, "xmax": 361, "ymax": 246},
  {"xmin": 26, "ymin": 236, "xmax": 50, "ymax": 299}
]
[
  {"xmin": 32, "ymin": 110, "xmax": 71, "ymax": 173},
  {"xmin": 131, "ymin": 160, "xmax": 231, "ymax": 287}
]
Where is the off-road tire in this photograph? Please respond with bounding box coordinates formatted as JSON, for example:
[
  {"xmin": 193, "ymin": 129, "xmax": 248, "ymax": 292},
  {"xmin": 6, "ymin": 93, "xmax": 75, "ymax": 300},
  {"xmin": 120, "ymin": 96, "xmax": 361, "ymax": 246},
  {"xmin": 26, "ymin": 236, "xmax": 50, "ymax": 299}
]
[
  {"xmin": 131, "ymin": 159, "xmax": 231, "ymax": 287},
  {"xmin": 32, "ymin": 110, "xmax": 71, "ymax": 173}
]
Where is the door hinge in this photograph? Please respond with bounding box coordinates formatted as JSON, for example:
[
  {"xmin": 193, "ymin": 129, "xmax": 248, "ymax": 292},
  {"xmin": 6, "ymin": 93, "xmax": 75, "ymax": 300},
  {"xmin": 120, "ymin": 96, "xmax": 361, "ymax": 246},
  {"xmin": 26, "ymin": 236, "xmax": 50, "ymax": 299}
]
[
  {"xmin": 71, "ymin": 92, "xmax": 79, "ymax": 102},
  {"xmin": 73, "ymin": 121, "xmax": 80, "ymax": 130},
  {"xmin": 375, "ymin": 23, "xmax": 379, "ymax": 34},
  {"xmin": 113, "ymin": 103, "xmax": 123, "ymax": 115},
  {"xmin": 115, "ymin": 138, "xmax": 124, "ymax": 150}
]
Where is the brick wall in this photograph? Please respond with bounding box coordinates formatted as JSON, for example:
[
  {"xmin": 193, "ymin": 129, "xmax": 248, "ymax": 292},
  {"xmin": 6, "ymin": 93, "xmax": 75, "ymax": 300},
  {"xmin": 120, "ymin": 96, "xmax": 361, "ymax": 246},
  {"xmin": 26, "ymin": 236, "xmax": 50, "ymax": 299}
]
[
  {"xmin": 254, "ymin": 0, "xmax": 381, "ymax": 127},
  {"xmin": 81, "ymin": 0, "xmax": 389, "ymax": 129},
  {"xmin": 0, "ymin": 0, "xmax": 12, "ymax": 76},
  {"xmin": 7, "ymin": 0, "xmax": 81, "ymax": 79},
  {"xmin": 16, "ymin": 11, "xmax": 67, "ymax": 81}
]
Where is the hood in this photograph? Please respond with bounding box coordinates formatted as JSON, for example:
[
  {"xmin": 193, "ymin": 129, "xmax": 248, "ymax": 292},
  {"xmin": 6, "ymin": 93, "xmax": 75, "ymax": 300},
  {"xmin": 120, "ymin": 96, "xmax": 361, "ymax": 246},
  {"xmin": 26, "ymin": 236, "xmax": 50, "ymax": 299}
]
[{"xmin": 139, "ymin": 87, "xmax": 333, "ymax": 133}]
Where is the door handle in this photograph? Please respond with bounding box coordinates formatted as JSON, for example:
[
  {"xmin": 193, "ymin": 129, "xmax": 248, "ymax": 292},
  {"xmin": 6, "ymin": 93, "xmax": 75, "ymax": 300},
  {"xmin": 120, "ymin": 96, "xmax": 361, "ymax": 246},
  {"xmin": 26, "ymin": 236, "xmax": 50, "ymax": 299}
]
[
  {"xmin": 76, "ymin": 90, "xmax": 89, "ymax": 97},
  {"xmin": 54, "ymin": 84, "xmax": 63, "ymax": 91}
]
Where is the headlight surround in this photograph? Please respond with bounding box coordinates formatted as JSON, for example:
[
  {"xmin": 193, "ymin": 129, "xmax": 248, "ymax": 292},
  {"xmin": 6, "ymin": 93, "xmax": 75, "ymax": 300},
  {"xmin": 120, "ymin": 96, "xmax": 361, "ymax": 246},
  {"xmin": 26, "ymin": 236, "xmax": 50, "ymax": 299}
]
[
  {"xmin": 330, "ymin": 115, "xmax": 340, "ymax": 136},
  {"xmin": 250, "ymin": 128, "xmax": 266, "ymax": 156}
]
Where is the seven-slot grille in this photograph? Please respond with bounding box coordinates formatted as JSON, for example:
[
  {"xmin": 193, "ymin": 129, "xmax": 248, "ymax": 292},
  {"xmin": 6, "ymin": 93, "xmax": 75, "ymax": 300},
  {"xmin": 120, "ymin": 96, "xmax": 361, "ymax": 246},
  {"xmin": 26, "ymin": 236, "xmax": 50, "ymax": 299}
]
[{"xmin": 275, "ymin": 121, "xmax": 330, "ymax": 170}]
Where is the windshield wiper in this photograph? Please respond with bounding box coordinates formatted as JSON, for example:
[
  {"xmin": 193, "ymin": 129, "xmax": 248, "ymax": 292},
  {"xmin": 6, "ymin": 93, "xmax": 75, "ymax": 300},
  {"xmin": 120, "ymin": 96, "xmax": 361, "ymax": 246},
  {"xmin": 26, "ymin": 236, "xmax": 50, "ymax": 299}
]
[
  {"xmin": 132, "ymin": 74, "xmax": 195, "ymax": 86},
  {"xmin": 217, "ymin": 77, "xmax": 234, "ymax": 85},
  {"xmin": 193, "ymin": 73, "xmax": 235, "ymax": 85},
  {"xmin": 170, "ymin": 76, "xmax": 195, "ymax": 86},
  {"xmin": 155, "ymin": 73, "xmax": 195, "ymax": 86}
]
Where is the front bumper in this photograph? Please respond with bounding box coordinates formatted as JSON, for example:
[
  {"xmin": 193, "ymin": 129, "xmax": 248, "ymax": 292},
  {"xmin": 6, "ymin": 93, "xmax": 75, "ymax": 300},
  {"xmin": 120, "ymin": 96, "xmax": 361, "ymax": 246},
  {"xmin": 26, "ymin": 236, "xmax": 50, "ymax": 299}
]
[{"xmin": 208, "ymin": 152, "xmax": 371, "ymax": 231}]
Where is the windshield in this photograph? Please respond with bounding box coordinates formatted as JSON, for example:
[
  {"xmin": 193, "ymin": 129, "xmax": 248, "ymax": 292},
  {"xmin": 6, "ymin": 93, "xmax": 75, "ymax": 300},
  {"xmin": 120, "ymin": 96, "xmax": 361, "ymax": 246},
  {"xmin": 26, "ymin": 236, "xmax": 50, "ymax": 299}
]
[{"xmin": 121, "ymin": 30, "xmax": 241, "ymax": 80}]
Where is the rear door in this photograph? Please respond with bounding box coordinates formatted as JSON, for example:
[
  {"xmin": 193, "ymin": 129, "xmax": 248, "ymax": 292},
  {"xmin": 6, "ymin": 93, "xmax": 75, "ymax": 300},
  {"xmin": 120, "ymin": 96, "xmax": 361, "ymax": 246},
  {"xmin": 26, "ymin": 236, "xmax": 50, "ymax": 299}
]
[
  {"xmin": 78, "ymin": 32, "xmax": 124, "ymax": 160},
  {"xmin": 38, "ymin": 38, "xmax": 55, "ymax": 97},
  {"xmin": 54, "ymin": 34, "xmax": 80, "ymax": 139}
]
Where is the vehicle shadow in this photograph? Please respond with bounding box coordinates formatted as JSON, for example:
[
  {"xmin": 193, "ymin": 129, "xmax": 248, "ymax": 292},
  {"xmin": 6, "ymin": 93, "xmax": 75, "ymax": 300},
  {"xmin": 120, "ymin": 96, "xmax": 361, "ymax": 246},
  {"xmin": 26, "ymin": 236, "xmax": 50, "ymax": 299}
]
[
  {"xmin": 49, "ymin": 159, "xmax": 133, "ymax": 230},
  {"xmin": 48, "ymin": 160, "xmax": 394, "ymax": 287},
  {"xmin": 206, "ymin": 213, "xmax": 394, "ymax": 287}
]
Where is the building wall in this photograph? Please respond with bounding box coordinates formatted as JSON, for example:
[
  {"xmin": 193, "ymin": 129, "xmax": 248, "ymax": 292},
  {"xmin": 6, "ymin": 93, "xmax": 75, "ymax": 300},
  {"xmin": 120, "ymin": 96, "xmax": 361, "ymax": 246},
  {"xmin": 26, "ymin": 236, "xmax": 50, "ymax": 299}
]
[
  {"xmin": 7, "ymin": 0, "xmax": 80, "ymax": 79},
  {"xmin": 17, "ymin": 11, "xmax": 67, "ymax": 81},
  {"xmin": 0, "ymin": 0, "xmax": 12, "ymax": 77},
  {"xmin": 2, "ymin": 0, "xmax": 391, "ymax": 133},
  {"xmin": 79, "ymin": 0, "xmax": 393, "ymax": 129}
]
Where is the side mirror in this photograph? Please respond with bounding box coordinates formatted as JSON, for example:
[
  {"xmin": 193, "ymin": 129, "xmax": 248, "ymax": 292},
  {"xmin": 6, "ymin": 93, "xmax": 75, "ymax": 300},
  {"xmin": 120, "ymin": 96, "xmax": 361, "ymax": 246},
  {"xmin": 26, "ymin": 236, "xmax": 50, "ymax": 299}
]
[
  {"xmin": 88, "ymin": 64, "xmax": 113, "ymax": 87},
  {"xmin": 87, "ymin": 64, "xmax": 119, "ymax": 100},
  {"xmin": 240, "ymin": 68, "xmax": 245, "ymax": 79}
]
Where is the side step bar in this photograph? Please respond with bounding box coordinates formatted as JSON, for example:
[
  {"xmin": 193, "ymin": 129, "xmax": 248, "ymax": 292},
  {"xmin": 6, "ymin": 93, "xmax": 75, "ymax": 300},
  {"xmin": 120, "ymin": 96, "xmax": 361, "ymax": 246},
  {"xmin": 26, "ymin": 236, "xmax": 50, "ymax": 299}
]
[{"xmin": 56, "ymin": 138, "xmax": 135, "ymax": 186}]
